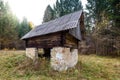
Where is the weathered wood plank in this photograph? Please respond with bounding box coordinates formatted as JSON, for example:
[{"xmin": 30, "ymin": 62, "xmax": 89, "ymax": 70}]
[
  {"xmin": 80, "ymin": 13, "xmax": 85, "ymax": 40},
  {"xmin": 26, "ymin": 32, "xmax": 62, "ymax": 48},
  {"xmin": 26, "ymin": 31, "xmax": 79, "ymax": 49},
  {"xmin": 64, "ymin": 33, "xmax": 78, "ymax": 48}
]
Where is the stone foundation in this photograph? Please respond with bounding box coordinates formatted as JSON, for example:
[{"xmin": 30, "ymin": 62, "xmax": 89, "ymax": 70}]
[
  {"xmin": 25, "ymin": 47, "xmax": 78, "ymax": 71},
  {"xmin": 26, "ymin": 48, "xmax": 38, "ymax": 60},
  {"xmin": 51, "ymin": 47, "xmax": 78, "ymax": 71}
]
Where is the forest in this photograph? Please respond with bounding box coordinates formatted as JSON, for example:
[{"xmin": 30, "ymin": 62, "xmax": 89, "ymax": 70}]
[
  {"xmin": 0, "ymin": 0, "xmax": 32, "ymax": 50},
  {"xmin": 0, "ymin": 0, "xmax": 120, "ymax": 56}
]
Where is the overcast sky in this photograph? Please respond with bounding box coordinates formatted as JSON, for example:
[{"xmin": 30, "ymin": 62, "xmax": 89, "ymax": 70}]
[{"xmin": 4, "ymin": 0, "xmax": 87, "ymax": 25}]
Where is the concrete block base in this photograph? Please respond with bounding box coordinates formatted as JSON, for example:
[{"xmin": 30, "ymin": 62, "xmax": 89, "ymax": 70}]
[
  {"xmin": 51, "ymin": 47, "xmax": 78, "ymax": 71},
  {"xmin": 26, "ymin": 48, "xmax": 38, "ymax": 60}
]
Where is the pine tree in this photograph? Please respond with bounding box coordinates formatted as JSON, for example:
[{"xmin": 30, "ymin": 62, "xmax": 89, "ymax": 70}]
[
  {"xmin": 0, "ymin": 0, "xmax": 18, "ymax": 49},
  {"xmin": 43, "ymin": 5, "xmax": 54, "ymax": 23},
  {"xmin": 86, "ymin": 0, "xmax": 108, "ymax": 27},
  {"xmin": 107, "ymin": 0, "xmax": 120, "ymax": 28},
  {"xmin": 18, "ymin": 17, "xmax": 32, "ymax": 38},
  {"xmin": 43, "ymin": 0, "xmax": 83, "ymax": 22},
  {"xmin": 53, "ymin": 0, "xmax": 83, "ymax": 18},
  {"xmin": 85, "ymin": 0, "xmax": 120, "ymax": 55},
  {"xmin": 86, "ymin": 0, "xmax": 120, "ymax": 30}
]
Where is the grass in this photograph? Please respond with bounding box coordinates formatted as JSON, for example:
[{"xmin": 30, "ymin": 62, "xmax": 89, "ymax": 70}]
[{"xmin": 0, "ymin": 50, "xmax": 120, "ymax": 80}]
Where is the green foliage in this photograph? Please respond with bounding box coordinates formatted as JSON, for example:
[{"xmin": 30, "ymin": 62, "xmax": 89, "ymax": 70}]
[
  {"xmin": 43, "ymin": 5, "xmax": 54, "ymax": 23},
  {"xmin": 85, "ymin": 0, "xmax": 120, "ymax": 55},
  {"xmin": 85, "ymin": 0, "xmax": 108, "ymax": 29},
  {"xmin": 17, "ymin": 17, "xmax": 32, "ymax": 38},
  {"xmin": 0, "ymin": 0, "xmax": 31, "ymax": 49},
  {"xmin": 0, "ymin": 0, "xmax": 18, "ymax": 48},
  {"xmin": 43, "ymin": 0, "xmax": 83, "ymax": 22},
  {"xmin": 53, "ymin": 0, "xmax": 83, "ymax": 18},
  {"xmin": 87, "ymin": 0, "xmax": 107, "ymax": 20},
  {"xmin": 86, "ymin": 0, "xmax": 120, "ymax": 31},
  {"xmin": 107, "ymin": 0, "xmax": 120, "ymax": 28}
]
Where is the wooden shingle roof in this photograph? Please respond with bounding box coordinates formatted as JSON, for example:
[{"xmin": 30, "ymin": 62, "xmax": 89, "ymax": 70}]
[{"xmin": 22, "ymin": 10, "xmax": 83, "ymax": 40}]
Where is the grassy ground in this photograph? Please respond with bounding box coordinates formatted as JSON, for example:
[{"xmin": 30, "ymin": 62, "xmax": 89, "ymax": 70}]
[{"xmin": 0, "ymin": 50, "xmax": 120, "ymax": 80}]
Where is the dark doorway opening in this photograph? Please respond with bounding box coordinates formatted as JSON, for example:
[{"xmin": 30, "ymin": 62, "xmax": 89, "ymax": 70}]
[{"xmin": 43, "ymin": 48, "xmax": 51, "ymax": 59}]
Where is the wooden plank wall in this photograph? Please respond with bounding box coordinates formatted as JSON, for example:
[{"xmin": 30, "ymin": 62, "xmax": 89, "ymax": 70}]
[
  {"xmin": 26, "ymin": 32, "xmax": 62, "ymax": 48},
  {"xmin": 64, "ymin": 33, "xmax": 78, "ymax": 48},
  {"xmin": 80, "ymin": 13, "xmax": 85, "ymax": 40},
  {"xmin": 25, "ymin": 31, "xmax": 78, "ymax": 49}
]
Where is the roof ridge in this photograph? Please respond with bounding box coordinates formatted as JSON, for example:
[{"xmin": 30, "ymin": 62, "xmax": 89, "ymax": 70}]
[{"xmin": 36, "ymin": 10, "xmax": 82, "ymax": 27}]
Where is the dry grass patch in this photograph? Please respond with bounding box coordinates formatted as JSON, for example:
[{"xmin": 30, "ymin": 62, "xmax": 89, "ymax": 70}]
[{"xmin": 0, "ymin": 50, "xmax": 120, "ymax": 80}]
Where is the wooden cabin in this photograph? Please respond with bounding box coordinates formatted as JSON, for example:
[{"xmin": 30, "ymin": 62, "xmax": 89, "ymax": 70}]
[{"xmin": 22, "ymin": 10, "xmax": 85, "ymax": 57}]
